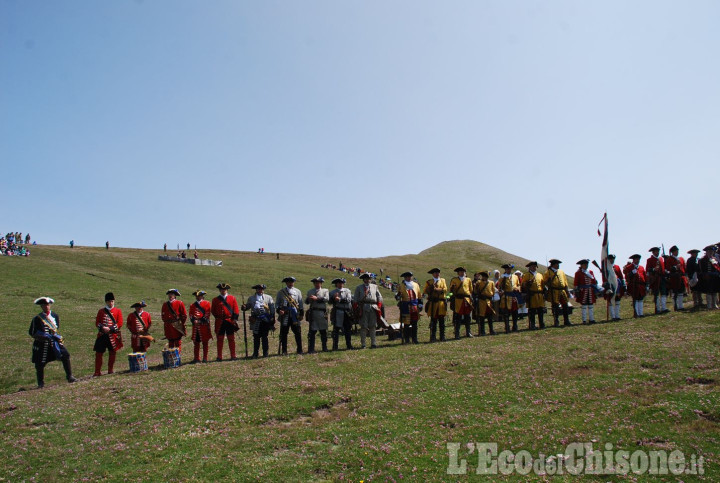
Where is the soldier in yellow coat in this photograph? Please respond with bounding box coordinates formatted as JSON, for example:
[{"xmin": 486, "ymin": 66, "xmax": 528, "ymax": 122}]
[
  {"xmin": 448, "ymin": 267, "xmax": 474, "ymax": 339},
  {"xmin": 521, "ymin": 261, "xmax": 546, "ymax": 330},
  {"xmin": 397, "ymin": 272, "xmax": 422, "ymax": 344},
  {"xmin": 497, "ymin": 263, "xmax": 521, "ymax": 333},
  {"xmin": 422, "ymin": 268, "xmax": 448, "ymax": 342},
  {"xmin": 473, "ymin": 271, "xmax": 496, "ymax": 335},
  {"xmin": 543, "ymin": 259, "xmax": 572, "ymax": 327}
]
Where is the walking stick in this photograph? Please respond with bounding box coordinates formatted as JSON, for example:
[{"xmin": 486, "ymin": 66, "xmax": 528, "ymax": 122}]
[{"xmin": 241, "ymin": 295, "xmax": 248, "ymax": 358}]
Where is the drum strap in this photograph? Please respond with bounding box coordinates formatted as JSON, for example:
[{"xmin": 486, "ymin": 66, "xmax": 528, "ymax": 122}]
[
  {"xmin": 104, "ymin": 308, "xmax": 118, "ymax": 329},
  {"xmin": 134, "ymin": 312, "xmax": 148, "ymax": 332},
  {"xmin": 165, "ymin": 301, "xmax": 179, "ymax": 320},
  {"xmin": 39, "ymin": 313, "xmax": 58, "ymax": 333}
]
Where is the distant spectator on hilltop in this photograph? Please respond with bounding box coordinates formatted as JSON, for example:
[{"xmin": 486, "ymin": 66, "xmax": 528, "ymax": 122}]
[
  {"xmin": 70, "ymin": 240, "xmax": 74, "ymax": 248},
  {"xmin": 105, "ymin": 241, "xmax": 110, "ymax": 250}
]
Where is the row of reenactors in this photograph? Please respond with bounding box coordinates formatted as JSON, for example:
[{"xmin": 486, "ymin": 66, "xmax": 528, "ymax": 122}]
[{"xmin": 27, "ymin": 245, "xmax": 719, "ymax": 387}]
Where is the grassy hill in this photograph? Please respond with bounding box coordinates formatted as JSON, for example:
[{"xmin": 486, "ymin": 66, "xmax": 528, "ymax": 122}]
[{"xmin": 0, "ymin": 242, "xmax": 718, "ymax": 481}]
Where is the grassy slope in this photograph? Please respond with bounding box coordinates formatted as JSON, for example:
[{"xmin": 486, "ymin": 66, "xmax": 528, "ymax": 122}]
[{"xmin": 0, "ymin": 243, "xmax": 718, "ymax": 481}]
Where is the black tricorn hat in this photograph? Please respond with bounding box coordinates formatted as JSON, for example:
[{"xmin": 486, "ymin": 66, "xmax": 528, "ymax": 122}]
[
  {"xmin": 478, "ymin": 271, "xmax": 490, "ymax": 278},
  {"xmin": 454, "ymin": 267, "xmax": 466, "ymax": 272},
  {"xmin": 359, "ymin": 273, "xmax": 371, "ymax": 279},
  {"xmin": 629, "ymin": 254, "xmax": 642, "ymax": 259},
  {"xmin": 401, "ymin": 271, "xmax": 413, "ymax": 278},
  {"xmin": 607, "ymin": 254, "xmax": 616, "ymax": 259},
  {"xmin": 687, "ymin": 249, "xmax": 700, "ymax": 254},
  {"xmin": 704, "ymin": 245, "xmax": 717, "ymax": 252},
  {"xmin": 131, "ymin": 301, "xmax": 147, "ymax": 308},
  {"xmin": 501, "ymin": 263, "xmax": 514, "ymax": 269},
  {"xmin": 105, "ymin": 292, "xmax": 115, "ymax": 302},
  {"xmin": 669, "ymin": 245, "xmax": 679, "ymax": 252},
  {"xmin": 166, "ymin": 288, "xmax": 181, "ymax": 296},
  {"xmin": 282, "ymin": 276, "xmax": 296, "ymax": 283},
  {"xmin": 649, "ymin": 246, "xmax": 660, "ymax": 252},
  {"xmin": 311, "ymin": 277, "xmax": 325, "ymax": 283},
  {"xmin": 216, "ymin": 283, "xmax": 231, "ymax": 290},
  {"xmin": 192, "ymin": 290, "xmax": 206, "ymax": 297},
  {"xmin": 427, "ymin": 268, "xmax": 440, "ymax": 274},
  {"xmin": 331, "ymin": 278, "xmax": 346, "ymax": 284},
  {"xmin": 34, "ymin": 296, "xmax": 55, "ymax": 305},
  {"xmin": 525, "ymin": 261, "xmax": 538, "ymax": 268},
  {"xmin": 577, "ymin": 259, "xmax": 590, "ymax": 265},
  {"xmin": 548, "ymin": 259, "xmax": 561, "ymax": 265},
  {"xmin": 251, "ymin": 284, "xmax": 267, "ymax": 290}
]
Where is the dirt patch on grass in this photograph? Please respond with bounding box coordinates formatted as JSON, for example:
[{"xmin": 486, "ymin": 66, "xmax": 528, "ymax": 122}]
[
  {"xmin": 263, "ymin": 396, "xmax": 354, "ymax": 428},
  {"xmin": 686, "ymin": 376, "xmax": 715, "ymax": 385}
]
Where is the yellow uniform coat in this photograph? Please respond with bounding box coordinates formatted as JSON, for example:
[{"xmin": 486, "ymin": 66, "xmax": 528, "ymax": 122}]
[
  {"xmin": 422, "ymin": 278, "xmax": 448, "ymax": 318},
  {"xmin": 543, "ymin": 269, "xmax": 570, "ymax": 304},
  {"xmin": 497, "ymin": 274, "xmax": 521, "ymax": 310},
  {"xmin": 522, "ymin": 271, "xmax": 546, "ymax": 309},
  {"xmin": 473, "ymin": 279, "xmax": 495, "ymax": 318},
  {"xmin": 448, "ymin": 277, "xmax": 474, "ymax": 314}
]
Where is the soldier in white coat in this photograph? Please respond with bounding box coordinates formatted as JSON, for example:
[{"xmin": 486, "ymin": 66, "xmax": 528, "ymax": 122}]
[
  {"xmin": 241, "ymin": 284, "xmax": 275, "ymax": 358},
  {"xmin": 353, "ymin": 273, "xmax": 383, "ymax": 349},
  {"xmin": 305, "ymin": 277, "xmax": 330, "ymax": 353}
]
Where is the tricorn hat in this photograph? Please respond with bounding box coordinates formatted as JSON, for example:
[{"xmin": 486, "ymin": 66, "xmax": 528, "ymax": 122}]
[
  {"xmin": 34, "ymin": 296, "xmax": 54, "ymax": 305},
  {"xmin": 629, "ymin": 254, "xmax": 642, "ymax": 259},
  {"xmin": 478, "ymin": 271, "xmax": 489, "ymax": 278},
  {"xmin": 688, "ymin": 249, "xmax": 700, "ymax": 254},
  {"xmin": 105, "ymin": 292, "xmax": 115, "ymax": 302},
  {"xmin": 669, "ymin": 245, "xmax": 679, "ymax": 252},
  {"xmin": 454, "ymin": 267, "xmax": 466, "ymax": 272},
  {"xmin": 359, "ymin": 273, "xmax": 371, "ymax": 279},
  {"xmin": 192, "ymin": 290, "xmax": 206, "ymax": 297},
  {"xmin": 401, "ymin": 271, "xmax": 413, "ymax": 278},
  {"xmin": 311, "ymin": 277, "xmax": 325, "ymax": 283},
  {"xmin": 216, "ymin": 283, "xmax": 231, "ymax": 290},
  {"xmin": 704, "ymin": 245, "xmax": 717, "ymax": 252},
  {"xmin": 251, "ymin": 284, "xmax": 267, "ymax": 290},
  {"xmin": 501, "ymin": 263, "xmax": 514, "ymax": 269},
  {"xmin": 649, "ymin": 247, "xmax": 660, "ymax": 252},
  {"xmin": 525, "ymin": 261, "xmax": 538, "ymax": 268},
  {"xmin": 427, "ymin": 268, "xmax": 440, "ymax": 274},
  {"xmin": 607, "ymin": 254, "xmax": 616, "ymax": 259},
  {"xmin": 548, "ymin": 259, "xmax": 561, "ymax": 265},
  {"xmin": 166, "ymin": 289, "xmax": 181, "ymax": 296},
  {"xmin": 282, "ymin": 276, "xmax": 296, "ymax": 283},
  {"xmin": 131, "ymin": 301, "xmax": 147, "ymax": 308},
  {"xmin": 577, "ymin": 259, "xmax": 590, "ymax": 265},
  {"xmin": 331, "ymin": 278, "xmax": 346, "ymax": 284}
]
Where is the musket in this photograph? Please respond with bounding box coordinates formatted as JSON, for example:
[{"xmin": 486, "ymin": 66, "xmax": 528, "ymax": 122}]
[
  {"xmin": 241, "ymin": 294, "xmax": 248, "ymax": 358},
  {"xmin": 592, "ymin": 259, "xmax": 610, "ymax": 322}
]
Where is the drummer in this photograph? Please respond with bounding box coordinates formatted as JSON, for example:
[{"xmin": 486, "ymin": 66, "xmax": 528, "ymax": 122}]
[{"xmin": 127, "ymin": 301, "xmax": 153, "ymax": 352}]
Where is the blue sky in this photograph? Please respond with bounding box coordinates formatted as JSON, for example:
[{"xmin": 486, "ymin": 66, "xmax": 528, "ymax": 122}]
[{"xmin": 2, "ymin": 1, "xmax": 717, "ymax": 266}]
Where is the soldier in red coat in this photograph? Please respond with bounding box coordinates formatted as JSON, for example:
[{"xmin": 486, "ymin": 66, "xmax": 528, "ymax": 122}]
[
  {"xmin": 574, "ymin": 259, "xmax": 599, "ymax": 324},
  {"xmin": 646, "ymin": 247, "xmax": 669, "ymax": 314},
  {"xmin": 664, "ymin": 245, "xmax": 689, "ymax": 311},
  {"xmin": 623, "ymin": 254, "xmax": 647, "ymax": 317},
  {"xmin": 189, "ymin": 290, "xmax": 212, "ymax": 363},
  {"xmin": 601, "ymin": 254, "xmax": 625, "ymax": 321},
  {"xmin": 211, "ymin": 283, "xmax": 240, "ymax": 361},
  {"xmin": 161, "ymin": 289, "xmax": 187, "ymax": 351},
  {"xmin": 127, "ymin": 301, "xmax": 153, "ymax": 352},
  {"xmin": 94, "ymin": 292, "xmax": 124, "ymax": 376}
]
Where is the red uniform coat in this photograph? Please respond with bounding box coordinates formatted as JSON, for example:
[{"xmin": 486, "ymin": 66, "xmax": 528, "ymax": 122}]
[
  {"xmin": 602, "ymin": 265, "xmax": 625, "ymax": 300},
  {"xmin": 189, "ymin": 300, "xmax": 213, "ymax": 343},
  {"xmin": 623, "ymin": 263, "xmax": 647, "ymax": 299},
  {"xmin": 664, "ymin": 255, "xmax": 689, "ymax": 293},
  {"xmin": 211, "ymin": 295, "xmax": 240, "ymax": 334},
  {"xmin": 574, "ymin": 269, "xmax": 598, "ymax": 305},
  {"xmin": 645, "ymin": 255, "xmax": 665, "ymax": 292},
  {"xmin": 127, "ymin": 310, "xmax": 152, "ymax": 352},
  {"xmin": 95, "ymin": 307, "xmax": 124, "ymax": 351},
  {"xmin": 161, "ymin": 299, "xmax": 187, "ymax": 341}
]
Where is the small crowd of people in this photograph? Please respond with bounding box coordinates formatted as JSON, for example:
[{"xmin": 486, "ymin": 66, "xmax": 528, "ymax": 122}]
[
  {"xmin": 26, "ymin": 242, "xmax": 720, "ymax": 388},
  {"xmin": 2, "ymin": 231, "xmax": 32, "ymax": 256},
  {"xmin": 321, "ymin": 262, "xmax": 380, "ymax": 280}
]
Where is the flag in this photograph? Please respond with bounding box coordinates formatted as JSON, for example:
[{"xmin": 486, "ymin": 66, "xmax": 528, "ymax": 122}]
[{"xmin": 598, "ymin": 213, "xmax": 617, "ymax": 294}]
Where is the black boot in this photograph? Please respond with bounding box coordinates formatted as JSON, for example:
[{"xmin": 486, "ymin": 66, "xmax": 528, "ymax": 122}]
[
  {"xmin": 538, "ymin": 311, "xmax": 545, "ymax": 329},
  {"xmin": 307, "ymin": 330, "xmax": 316, "ymax": 354},
  {"xmin": 528, "ymin": 310, "xmax": 536, "ymax": 330},
  {"xmin": 262, "ymin": 337, "xmax": 269, "ymax": 357},
  {"xmin": 562, "ymin": 306, "xmax": 572, "ymax": 326},
  {"xmin": 35, "ymin": 363, "xmax": 45, "ymax": 389},
  {"xmin": 62, "ymin": 357, "xmax": 77, "ymax": 383},
  {"xmin": 332, "ymin": 330, "xmax": 339, "ymax": 351},
  {"xmin": 504, "ymin": 314, "xmax": 511, "ymax": 333},
  {"xmin": 439, "ymin": 318, "xmax": 446, "ymax": 341},
  {"xmin": 403, "ymin": 325, "xmax": 411, "ymax": 344},
  {"xmin": 512, "ymin": 312, "xmax": 518, "ymax": 332},
  {"xmin": 252, "ymin": 336, "xmax": 260, "ymax": 358},
  {"xmin": 411, "ymin": 324, "xmax": 418, "ymax": 344},
  {"xmin": 294, "ymin": 328, "xmax": 303, "ymax": 354},
  {"xmin": 479, "ymin": 319, "xmax": 485, "ymax": 336},
  {"xmin": 429, "ymin": 319, "xmax": 437, "ymax": 342},
  {"xmin": 454, "ymin": 317, "xmax": 461, "ymax": 340},
  {"xmin": 320, "ymin": 331, "xmax": 328, "ymax": 352},
  {"xmin": 465, "ymin": 318, "xmax": 473, "ymax": 338},
  {"xmin": 488, "ymin": 319, "xmax": 495, "ymax": 335}
]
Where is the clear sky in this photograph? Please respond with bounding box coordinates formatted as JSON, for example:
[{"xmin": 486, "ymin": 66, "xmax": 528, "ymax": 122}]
[{"xmin": 2, "ymin": 1, "xmax": 717, "ymax": 267}]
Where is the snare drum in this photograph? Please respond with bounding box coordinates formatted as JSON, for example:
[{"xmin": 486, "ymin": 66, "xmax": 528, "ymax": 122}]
[
  {"xmin": 162, "ymin": 347, "xmax": 181, "ymax": 368},
  {"xmin": 128, "ymin": 352, "xmax": 148, "ymax": 373}
]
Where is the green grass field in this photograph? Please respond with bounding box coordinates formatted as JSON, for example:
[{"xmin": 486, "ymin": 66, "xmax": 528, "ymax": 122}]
[{"xmin": 0, "ymin": 242, "xmax": 718, "ymax": 481}]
